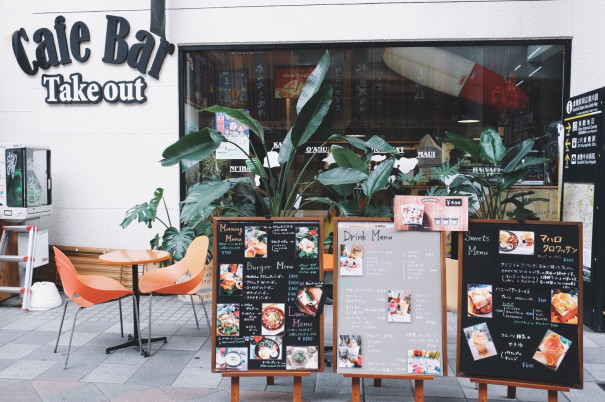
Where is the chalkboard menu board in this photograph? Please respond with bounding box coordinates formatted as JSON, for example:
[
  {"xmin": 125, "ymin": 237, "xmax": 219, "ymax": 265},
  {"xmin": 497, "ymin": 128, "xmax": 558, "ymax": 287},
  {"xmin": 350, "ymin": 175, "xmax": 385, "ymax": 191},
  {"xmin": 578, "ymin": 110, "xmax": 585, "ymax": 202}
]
[
  {"xmin": 458, "ymin": 220, "xmax": 583, "ymax": 388},
  {"xmin": 212, "ymin": 218, "xmax": 323, "ymax": 373},
  {"xmin": 335, "ymin": 218, "xmax": 446, "ymax": 376}
]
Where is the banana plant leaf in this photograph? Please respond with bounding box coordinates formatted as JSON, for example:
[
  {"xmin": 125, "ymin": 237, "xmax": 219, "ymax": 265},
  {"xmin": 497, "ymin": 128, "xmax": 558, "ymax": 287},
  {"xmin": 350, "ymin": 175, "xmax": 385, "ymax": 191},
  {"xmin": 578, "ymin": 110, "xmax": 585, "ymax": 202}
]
[
  {"xmin": 365, "ymin": 204, "xmax": 393, "ymax": 217},
  {"xmin": 202, "ymin": 106, "xmax": 265, "ymax": 143},
  {"xmin": 441, "ymin": 131, "xmax": 481, "ymax": 161},
  {"xmin": 246, "ymin": 156, "xmax": 267, "ymax": 179},
  {"xmin": 365, "ymin": 135, "xmax": 399, "ymax": 154},
  {"xmin": 479, "ymin": 127, "xmax": 506, "ymax": 165},
  {"xmin": 331, "ymin": 145, "xmax": 368, "ymax": 173},
  {"xmin": 496, "ymin": 168, "xmax": 529, "ymax": 192},
  {"xmin": 161, "ymin": 128, "xmax": 225, "ymax": 170},
  {"xmin": 292, "ymin": 87, "xmax": 333, "ymax": 147},
  {"xmin": 500, "ymin": 138, "xmax": 535, "ymax": 172},
  {"xmin": 362, "ymin": 158, "xmax": 395, "ymax": 199},
  {"xmin": 327, "ymin": 134, "xmax": 368, "ymax": 151},
  {"xmin": 297, "ymin": 51, "xmax": 330, "ymax": 114},
  {"xmin": 317, "ymin": 168, "xmax": 368, "ymax": 185},
  {"xmin": 180, "ymin": 180, "xmax": 231, "ymax": 223},
  {"xmin": 337, "ymin": 199, "xmax": 362, "ymax": 217}
]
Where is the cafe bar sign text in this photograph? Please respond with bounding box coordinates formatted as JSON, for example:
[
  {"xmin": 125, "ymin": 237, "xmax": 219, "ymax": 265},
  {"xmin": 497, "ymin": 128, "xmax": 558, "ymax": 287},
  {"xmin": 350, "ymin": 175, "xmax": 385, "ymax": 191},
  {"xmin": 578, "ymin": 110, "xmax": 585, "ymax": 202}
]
[{"xmin": 12, "ymin": 15, "xmax": 174, "ymax": 104}]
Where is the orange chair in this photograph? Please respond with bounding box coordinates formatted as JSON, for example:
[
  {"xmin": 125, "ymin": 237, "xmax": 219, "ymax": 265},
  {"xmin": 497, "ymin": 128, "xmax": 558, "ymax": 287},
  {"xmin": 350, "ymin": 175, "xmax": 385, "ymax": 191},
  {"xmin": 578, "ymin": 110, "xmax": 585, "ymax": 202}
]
[
  {"xmin": 139, "ymin": 236, "xmax": 210, "ymax": 355},
  {"xmin": 52, "ymin": 247, "xmax": 142, "ymax": 368}
]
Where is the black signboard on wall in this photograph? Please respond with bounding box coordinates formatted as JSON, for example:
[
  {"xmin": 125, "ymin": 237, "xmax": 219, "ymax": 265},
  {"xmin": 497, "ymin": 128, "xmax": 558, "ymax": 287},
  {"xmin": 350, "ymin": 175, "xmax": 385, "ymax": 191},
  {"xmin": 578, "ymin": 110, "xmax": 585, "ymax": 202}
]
[
  {"xmin": 212, "ymin": 217, "xmax": 323, "ymax": 373},
  {"xmin": 561, "ymin": 88, "xmax": 605, "ymax": 331},
  {"xmin": 457, "ymin": 220, "xmax": 582, "ymax": 388}
]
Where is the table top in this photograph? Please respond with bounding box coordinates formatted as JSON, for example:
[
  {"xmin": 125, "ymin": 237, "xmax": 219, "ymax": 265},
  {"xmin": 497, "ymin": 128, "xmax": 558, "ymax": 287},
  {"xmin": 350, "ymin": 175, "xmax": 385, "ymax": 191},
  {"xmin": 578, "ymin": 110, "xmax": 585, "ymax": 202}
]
[{"xmin": 99, "ymin": 249, "xmax": 170, "ymax": 265}]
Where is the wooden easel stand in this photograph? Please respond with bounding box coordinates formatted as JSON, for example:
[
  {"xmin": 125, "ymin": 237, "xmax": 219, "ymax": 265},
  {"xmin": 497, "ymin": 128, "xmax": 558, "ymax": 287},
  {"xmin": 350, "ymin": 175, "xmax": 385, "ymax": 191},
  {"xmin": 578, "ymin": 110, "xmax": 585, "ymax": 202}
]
[
  {"xmin": 343, "ymin": 374, "xmax": 434, "ymax": 402},
  {"xmin": 470, "ymin": 378, "xmax": 570, "ymax": 402},
  {"xmin": 222, "ymin": 371, "xmax": 310, "ymax": 402}
]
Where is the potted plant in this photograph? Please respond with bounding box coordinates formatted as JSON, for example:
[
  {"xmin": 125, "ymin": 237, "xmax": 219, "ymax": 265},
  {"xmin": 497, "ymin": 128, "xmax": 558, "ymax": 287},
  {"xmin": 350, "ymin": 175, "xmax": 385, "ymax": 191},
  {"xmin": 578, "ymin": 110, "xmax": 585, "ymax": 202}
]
[{"xmin": 421, "ymin": 127, "xmax": 550, "ymax": 220}]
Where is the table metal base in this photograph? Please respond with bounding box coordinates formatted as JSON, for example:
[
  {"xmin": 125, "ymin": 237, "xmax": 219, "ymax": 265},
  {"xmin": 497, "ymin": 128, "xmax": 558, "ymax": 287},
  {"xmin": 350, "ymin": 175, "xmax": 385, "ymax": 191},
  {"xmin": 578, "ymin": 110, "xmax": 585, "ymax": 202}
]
[{"xmin": 106, "ymin": 334, "xmax": 167, "ymax": 357}]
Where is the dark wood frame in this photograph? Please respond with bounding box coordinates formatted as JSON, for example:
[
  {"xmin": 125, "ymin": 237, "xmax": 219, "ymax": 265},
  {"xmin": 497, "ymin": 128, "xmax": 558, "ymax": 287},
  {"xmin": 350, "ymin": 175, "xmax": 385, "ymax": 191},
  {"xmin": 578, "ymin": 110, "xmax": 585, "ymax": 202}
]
[
  {"xmin": 456, "ymin": 219, "xmax": 583, "ymax": 391},
  {"xmin": 331, "ymin": 217, "xmax": 448, "ymax": 377},
  {"xmin": 211, "ymin": 216, "xmax": 324, "ymax": 375}
]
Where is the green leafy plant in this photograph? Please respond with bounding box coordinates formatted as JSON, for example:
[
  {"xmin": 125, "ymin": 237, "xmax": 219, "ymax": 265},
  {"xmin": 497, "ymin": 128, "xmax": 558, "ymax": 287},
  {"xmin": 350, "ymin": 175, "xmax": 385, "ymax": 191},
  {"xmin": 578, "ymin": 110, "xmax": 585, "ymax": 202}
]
[
  {"xmin": 159, "ymin": 51, "xmax": 381, "ymax": 219},
  {"xmin": 437, "ymin": 127, "xmax": 549, "ymax": 219},
  {"xmin": 311, "ymin": 140, "xmax": 400, "ymax": 217}
]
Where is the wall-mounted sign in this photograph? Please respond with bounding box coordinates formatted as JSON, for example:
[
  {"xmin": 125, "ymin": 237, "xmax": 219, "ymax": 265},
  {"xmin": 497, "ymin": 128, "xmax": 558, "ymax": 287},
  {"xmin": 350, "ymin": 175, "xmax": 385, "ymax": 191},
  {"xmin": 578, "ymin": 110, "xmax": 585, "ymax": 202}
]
[{"xmin": 12, "ymin": 15, "xmax": 174, "ymax": 104}]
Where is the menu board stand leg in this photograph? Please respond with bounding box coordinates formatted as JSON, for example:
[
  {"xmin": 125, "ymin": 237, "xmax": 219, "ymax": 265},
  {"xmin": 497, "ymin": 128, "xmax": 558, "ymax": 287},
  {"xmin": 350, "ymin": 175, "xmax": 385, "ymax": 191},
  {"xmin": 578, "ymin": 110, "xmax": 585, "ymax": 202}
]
[
  {"xmin": 507, "ymin": 386, "xmax": 516, "ymax": 399},
  {"xmin": 344, "ymin": 374, "xmax": 434, "ymax": 402},
  {"xmin": 222, "ymin": 372, "xmax": 310, "ymax": 402},
  {"xmin": 471, "ymin": 378, "xmax": 570, "ymax": 402}
]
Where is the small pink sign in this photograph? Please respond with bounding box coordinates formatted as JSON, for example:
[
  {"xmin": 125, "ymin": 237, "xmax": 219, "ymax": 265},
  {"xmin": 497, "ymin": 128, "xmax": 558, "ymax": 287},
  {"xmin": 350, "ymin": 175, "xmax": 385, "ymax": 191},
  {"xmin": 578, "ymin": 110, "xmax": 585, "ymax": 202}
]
[{"xmin": 394, "ymin": 195, "xmax": 468, "ymax": 231}]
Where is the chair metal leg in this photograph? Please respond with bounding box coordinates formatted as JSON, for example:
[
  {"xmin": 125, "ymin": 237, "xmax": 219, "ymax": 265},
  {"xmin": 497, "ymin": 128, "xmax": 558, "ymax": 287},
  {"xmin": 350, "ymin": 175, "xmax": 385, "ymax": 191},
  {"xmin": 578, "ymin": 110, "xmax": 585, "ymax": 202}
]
[
  {"xmin": 54, "ymin": 300, "xmax": 70, "ymax": 353},
  {"xmin": 119, "ymin": 298, "xmax": 124, "ymax": 337},
  {"xmin": 190, "ymin": 295, "xmax": 200, "ymax": 329},
  {"xmin": 64, "ymin": 307, "xmax": 82, "ymax": 369},
  {"xmin": 131, "ymin": 294, "xmax": 143, "ymax": 354},
  {"xmin": 200, "ymin": 297, "xmax": 211, "ymax": 329},
  {"xmin": 147, "ymin": 293, "xmax": 153, "ymax": 356}
]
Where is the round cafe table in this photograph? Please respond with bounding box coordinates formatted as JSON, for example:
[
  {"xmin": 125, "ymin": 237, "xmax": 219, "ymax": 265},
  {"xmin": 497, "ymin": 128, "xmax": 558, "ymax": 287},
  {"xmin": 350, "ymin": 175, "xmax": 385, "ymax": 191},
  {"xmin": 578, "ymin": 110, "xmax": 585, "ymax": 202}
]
[{"xmin": 99, "ymin": 249, "xmax": 170, "ymax": 356}]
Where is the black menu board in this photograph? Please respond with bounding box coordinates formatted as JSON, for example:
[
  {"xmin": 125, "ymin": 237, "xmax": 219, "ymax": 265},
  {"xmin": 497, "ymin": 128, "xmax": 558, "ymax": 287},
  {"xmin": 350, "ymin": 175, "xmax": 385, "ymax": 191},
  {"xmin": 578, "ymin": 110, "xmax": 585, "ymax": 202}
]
[
  {"xmin": 457, "ymin": 220, "xmax": 583, "ymax": 388},
  {"xmin": 334, "ymin": 218, "xmax": 446, "ymax": 376},
  {"xmin": 212, "ymin": 217, "xmax": 323, "ymax": 373}
]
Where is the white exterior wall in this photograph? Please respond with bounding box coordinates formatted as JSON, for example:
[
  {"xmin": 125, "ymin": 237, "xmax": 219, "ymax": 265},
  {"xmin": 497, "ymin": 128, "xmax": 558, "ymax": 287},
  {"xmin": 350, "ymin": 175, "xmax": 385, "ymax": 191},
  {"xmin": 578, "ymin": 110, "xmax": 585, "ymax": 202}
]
[{"xmin": 0, "ymin": 0, "xmax": 602, "ymax": 249}]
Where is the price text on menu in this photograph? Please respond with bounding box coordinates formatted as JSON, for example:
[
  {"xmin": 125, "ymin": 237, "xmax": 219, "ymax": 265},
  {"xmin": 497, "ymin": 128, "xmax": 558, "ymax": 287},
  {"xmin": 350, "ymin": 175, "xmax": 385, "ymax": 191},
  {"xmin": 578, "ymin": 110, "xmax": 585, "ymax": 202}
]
[
  {"xmin": 212, "ymin": 218, "xmax": 323, "ymax": 373},
  {"xmin": 458, "ymin": 220, "xmax": 582, "ymax": 388}
]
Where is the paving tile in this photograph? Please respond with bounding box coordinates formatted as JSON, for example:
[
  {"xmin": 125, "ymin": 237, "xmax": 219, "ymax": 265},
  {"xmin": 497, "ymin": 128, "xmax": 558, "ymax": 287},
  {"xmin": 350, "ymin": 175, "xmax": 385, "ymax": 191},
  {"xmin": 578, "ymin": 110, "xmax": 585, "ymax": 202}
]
[
  {"xmin": 0, "ymin": 329, "xmax": 28, "ymax": 346},
  {"xmin": 0, "ymin": 380, "xmax": 42, "ymax": 401},
  {"xmin": 0, "ymin": 359, "xmax": 15, "ymax": 372},
  {"xmin": 162, "ymin": 335, "xmax": 204, "ymax": 351},
  {"xmin": 423, "ymin": 375, "xmax": 465, "ymax": 398},
  {"xmin": 565, "ymin": 381, "xmax": 605, "ymax": 401},
  {"xmin": 23, "ymin": 344, "xmax": 69, "ymax": 362},
  {"xmin": 2, "ymin": 318, "xmax": 48, "ymax": 331},
  {"xmin": 0, "ymin": 343, "xmax": 43, "ymax": 359},
  {"xmin": 54, "ymin": 331, "xmax": 98, "ymax": 347},
  {"xmin": 81, "ymin": 363, "xmax": 140, "ymax": 383},
  {"xmin": 93, "ymin": 382, "xmax": 152, "ymax": 400},
  {"xmin": 160, "ymin": 385, "xmax": 224, "ymax": 401},
  {"xmin": 103, "ymin": 348, "xmax": 148, "ymax": 365},
  {"xmin": 584, "ymin": 362, "xmax": 605, "ymax": 381},
  {"xmin": 109, "ymin": 386, "xmax": 175, "ymax": 402},
  {"xmin": 171, "ymin": 367, "xmax": 222, "ymax": 388},
  {"xmin": 125, "ymin": 361, "xmax": 184, "ymax": 386},
  {"xmin": 583, "ymin": 346, "xmax": 605, "ymax": 364},
  {"xmin": 362, "ymin": 377, "xmax": 414, "ymax": 397},
  {"xmin": 30, "ymin": 380, "xmax": 81, "ymax": 396},
  {"xmin": 41, "ymin": 382, "xmax": 106, "ymax": 402},
  {"xmin": 9, "ymin": 331, "xmax": 59, "ymax": 347},
  {"xmin": 35, "ymin": 346, "xmax": 109, "ymax": 381},
  {"xmin": 315, "ymin": 371, "xmax": 352, "ymax": 394},
  {"xmin": 0, "ymin": 360, "xmax": 56, "ymax": 379}
]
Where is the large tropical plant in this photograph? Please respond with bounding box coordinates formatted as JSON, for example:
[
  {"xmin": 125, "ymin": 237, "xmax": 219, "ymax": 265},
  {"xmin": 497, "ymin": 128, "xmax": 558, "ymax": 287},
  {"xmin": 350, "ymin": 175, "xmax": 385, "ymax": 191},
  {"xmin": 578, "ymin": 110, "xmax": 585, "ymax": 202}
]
[
  {"xmin": 159, "ymin": 51, "xmax": 376, "ymax": 219},
  {"xmin": 436, "ymin": 127, "xmax": 549, "ymax": 219},
  {"xmin": 312, "ymin": 141, "xmax": 401, "ymax": 217}
]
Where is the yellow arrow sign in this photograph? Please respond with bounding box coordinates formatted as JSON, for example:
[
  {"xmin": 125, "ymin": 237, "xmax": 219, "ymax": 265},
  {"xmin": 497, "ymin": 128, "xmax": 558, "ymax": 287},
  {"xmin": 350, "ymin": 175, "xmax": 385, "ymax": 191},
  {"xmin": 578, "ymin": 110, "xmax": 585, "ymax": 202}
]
[
  {"xmin": 565, "ymin": 154, "xmax": 570, "ymax": 165},
  {"xmin": 565, "ymin": 139, "xmax": 571, "ymax": 150},
  {"xmin": 566, "ymin": 123, "xmax": 571, "ymax": 133}
]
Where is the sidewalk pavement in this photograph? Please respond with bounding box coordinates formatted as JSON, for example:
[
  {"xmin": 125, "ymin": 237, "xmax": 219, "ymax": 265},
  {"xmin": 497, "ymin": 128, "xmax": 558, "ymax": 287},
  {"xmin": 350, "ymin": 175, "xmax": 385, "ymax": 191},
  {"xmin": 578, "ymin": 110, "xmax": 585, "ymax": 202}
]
[{"xmin": 0, "ymin": 294, "xmax": 604, "ymax": 401}]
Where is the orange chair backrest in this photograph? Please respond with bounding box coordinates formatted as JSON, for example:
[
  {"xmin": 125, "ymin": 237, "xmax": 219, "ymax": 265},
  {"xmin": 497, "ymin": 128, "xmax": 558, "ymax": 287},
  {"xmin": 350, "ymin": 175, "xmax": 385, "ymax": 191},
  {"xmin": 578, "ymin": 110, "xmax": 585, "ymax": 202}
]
[
  {"xmin": 182, "ymin": 236, "xmax": 209, "ymax": 277},
  {"xmin": 53, "ymin": 247, "xmax": 129, "ymax": 306},
  {"xmin": 174, "ymin": 236, "xmax": 209, "ymax": 294}
]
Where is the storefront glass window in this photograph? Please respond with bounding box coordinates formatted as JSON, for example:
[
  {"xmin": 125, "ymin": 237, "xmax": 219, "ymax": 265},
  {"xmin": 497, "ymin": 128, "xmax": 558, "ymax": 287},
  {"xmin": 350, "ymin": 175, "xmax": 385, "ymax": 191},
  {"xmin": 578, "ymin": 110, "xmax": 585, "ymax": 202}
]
[{"xmin": 181, "ymin": 43, "xmax": 568, "ymax": 203}]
